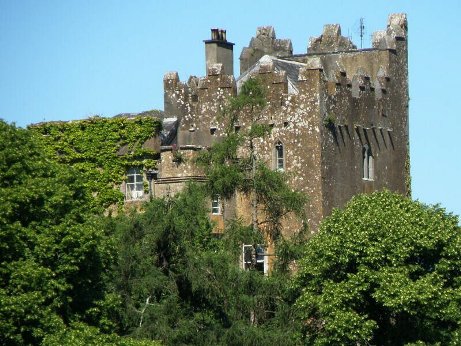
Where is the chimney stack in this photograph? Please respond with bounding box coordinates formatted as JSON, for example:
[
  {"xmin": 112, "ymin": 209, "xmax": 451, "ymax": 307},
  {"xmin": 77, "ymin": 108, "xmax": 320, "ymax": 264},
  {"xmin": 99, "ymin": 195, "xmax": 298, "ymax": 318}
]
[{"xmin": 204, "ymin": 28, "xmax": 234, "ymax": 76}]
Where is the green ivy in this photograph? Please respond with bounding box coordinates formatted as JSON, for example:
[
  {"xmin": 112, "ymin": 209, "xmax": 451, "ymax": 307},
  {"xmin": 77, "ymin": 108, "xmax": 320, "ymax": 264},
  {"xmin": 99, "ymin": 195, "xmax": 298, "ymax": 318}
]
[
  {"xmin": 405, "ymin": 141, "xmax": 412, "ymax": 198},
  {"xmin": 29, "ymin": 114, "xmax": 162, "ymax": 212},
  {"xmin": 323, "ymin": 113, "xmax": 336, "ymax": 128}
]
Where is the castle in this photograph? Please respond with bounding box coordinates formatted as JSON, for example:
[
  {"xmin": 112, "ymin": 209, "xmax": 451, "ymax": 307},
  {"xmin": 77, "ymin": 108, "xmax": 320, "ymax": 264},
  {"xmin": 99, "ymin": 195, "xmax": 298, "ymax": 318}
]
[
  {"xmin": 145, "ymin": 13, "xmax": 409, "ymax": 236},
  {"xmin": 32, "ymin": 14, "xmax": 409, "ymax": 271},
  {"xmin": 31, "ymin": 14, "xmax": 410, "ymax": 272}
]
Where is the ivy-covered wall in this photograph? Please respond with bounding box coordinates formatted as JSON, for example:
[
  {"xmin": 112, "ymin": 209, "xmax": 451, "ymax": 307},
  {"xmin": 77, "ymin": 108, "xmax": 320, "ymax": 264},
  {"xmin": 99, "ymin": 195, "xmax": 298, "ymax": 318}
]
[{"xmin": 29, "ymin": 112, "xmax": 162, "ymax": 211}]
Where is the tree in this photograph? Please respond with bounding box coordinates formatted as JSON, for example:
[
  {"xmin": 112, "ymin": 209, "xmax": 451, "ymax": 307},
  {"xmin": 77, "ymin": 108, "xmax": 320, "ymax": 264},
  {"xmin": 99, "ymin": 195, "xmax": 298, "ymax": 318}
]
[
  {"xmin": 109, "ymin": 183, "xmax": 303, "ymax": 345},
  {"xmin": 0, "ymin": 121, "xmax": 120, "ymax": 344},
  {"xmin": 293, "ymin": 190, "xmax": 461, "ymax": 345},
  {"xmin": 42, "ymin": 322, "xmax": 159, "ymax": 346},
  {"xmin": 197, "ymin": 78, "xmax": 307, "ymax": 242}
]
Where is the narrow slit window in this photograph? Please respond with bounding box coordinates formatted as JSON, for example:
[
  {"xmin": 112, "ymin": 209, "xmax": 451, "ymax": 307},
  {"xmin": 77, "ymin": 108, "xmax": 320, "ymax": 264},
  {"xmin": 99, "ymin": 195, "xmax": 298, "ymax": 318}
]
[
  {"xmin": 363, "ymin": 145, "xmax": 374, "ymax": 181},
  {"xmin": 274, "ymin": 141, "xmax": 284, "ymax": 171}
]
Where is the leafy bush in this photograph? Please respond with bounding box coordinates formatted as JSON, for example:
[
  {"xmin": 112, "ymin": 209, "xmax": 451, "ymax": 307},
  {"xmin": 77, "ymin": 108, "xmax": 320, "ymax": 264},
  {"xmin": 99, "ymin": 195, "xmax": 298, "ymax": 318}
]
[{"xmin": 294, "ymin": 191, "xmax": 461, "ymax": 345}]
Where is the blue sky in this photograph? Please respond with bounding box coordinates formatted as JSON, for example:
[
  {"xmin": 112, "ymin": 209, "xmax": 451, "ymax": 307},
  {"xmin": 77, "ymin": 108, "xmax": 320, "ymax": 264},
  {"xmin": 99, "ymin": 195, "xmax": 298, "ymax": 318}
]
[{"xmin": 1, "ymin": 0, "xmax": 460, "ymax": 217}]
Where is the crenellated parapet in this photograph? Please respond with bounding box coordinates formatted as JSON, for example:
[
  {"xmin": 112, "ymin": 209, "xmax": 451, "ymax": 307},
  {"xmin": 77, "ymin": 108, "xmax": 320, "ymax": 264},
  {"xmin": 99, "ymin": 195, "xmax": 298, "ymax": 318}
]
[{"xmin": 164, "ymin": 64, "xmax": 236, "ymax": 148}]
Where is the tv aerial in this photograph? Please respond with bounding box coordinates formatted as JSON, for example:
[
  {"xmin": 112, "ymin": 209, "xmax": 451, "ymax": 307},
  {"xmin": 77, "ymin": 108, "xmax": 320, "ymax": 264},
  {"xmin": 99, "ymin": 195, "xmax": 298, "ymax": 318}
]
[{"xmin": 357, "ymin": 17, "xmax": 365, "ymax": 48}]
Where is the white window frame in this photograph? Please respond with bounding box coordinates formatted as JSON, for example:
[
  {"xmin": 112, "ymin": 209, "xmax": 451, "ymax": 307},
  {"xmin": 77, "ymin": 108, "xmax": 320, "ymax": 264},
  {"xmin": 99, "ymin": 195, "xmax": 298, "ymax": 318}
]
[
  {"xmin": 126, "ymin": 167, "xmax": 144, "ymax": 200},
  {"xmin": 363, "ymin": 145, "xmax": 374, "ymax": 181},
  {"xmin": 211, "ymin": 194, "xmax": 221, "ymax": 215},
  {"xmin": 274, "ymin": 141, "xmax": 285, "ymax": 172},
  {"xmin": 242, "ymin": 244, "xmax": 268, "ymax": 274}
]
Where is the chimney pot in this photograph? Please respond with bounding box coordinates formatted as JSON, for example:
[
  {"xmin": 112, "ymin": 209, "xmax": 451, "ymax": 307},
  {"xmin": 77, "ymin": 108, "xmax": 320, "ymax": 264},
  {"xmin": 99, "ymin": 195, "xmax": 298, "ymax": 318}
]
[{"xmin": 211, "ymin": 28, "xmax": 218, "ymax": 40}]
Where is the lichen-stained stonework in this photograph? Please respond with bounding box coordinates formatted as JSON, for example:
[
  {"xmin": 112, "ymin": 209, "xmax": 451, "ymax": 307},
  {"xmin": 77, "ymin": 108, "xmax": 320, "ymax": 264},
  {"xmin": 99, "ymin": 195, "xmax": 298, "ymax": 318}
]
[{"xmin": 159, "ymin": 13, "xmax": 409, "ymax": 235}]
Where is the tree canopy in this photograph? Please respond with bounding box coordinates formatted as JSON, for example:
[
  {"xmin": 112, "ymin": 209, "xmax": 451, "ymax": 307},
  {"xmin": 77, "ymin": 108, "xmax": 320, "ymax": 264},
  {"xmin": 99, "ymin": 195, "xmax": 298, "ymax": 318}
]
[
  {"xmin": 0, "ymin": 120, "xmax": 152, "ymax": 345},
  {"xmin": 105, "ymin": 80, "xmax": 308, "ymax": 344},
  {"xmin": 293, "ymin": 190, "xmax": 461, "ymax": 345},
  {"xmin": 108, "ymin": 183, "xmax": 303, "ymax": 345},
  {"xmin": 197, "ymin": 78, "xmax": 307, "ymax": 241},
  {"xmin": 3, "ymin": 79, "xmax": 461, "ymax": 345}
]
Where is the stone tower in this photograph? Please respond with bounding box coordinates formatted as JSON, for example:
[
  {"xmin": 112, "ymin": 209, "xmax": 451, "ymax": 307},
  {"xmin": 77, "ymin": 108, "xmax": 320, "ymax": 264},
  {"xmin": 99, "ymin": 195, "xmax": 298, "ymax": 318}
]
[{"xmin": 159, "ymin": 13, "xmax": 409, "ymax": 234}]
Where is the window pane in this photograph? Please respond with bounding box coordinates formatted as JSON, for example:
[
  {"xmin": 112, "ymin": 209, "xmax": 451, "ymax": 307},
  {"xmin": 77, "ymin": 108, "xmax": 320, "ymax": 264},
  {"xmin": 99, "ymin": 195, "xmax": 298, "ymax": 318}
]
[
  {"xmin": 126, "ymin": 167, "xmax": 144, "ymax": 200},
  {"xmin": 211, "ymin": 195, "xmax": 220, "ymax": 214},
  {"xmin": 243, "ymin": 246, "xmax": 253, "ymax": 264},
  {"xmin": 362, "ymin": 146, "xmax": 374, "ymax": 181},
  {"xmin": 275, "ymin": 142, "xmax": 284, "ymax": 171},
  {"xmin": 277, "ymin": 146, "xmax": 283, "ymax": 158},
  {"xmin": 369, "ymin": 155, "xmax": 374, "ymax": 180}
]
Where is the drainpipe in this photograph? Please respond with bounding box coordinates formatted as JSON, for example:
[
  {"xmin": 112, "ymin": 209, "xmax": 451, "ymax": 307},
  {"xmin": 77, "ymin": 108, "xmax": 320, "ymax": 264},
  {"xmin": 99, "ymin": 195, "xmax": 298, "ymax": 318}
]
[{"xmin": 145, "ymin": 169, "xmax": 159, "ymax": 200}]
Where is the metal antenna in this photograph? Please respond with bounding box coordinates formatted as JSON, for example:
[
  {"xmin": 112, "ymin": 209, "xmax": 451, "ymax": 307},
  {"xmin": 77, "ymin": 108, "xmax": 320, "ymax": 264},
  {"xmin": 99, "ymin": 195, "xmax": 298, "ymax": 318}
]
[{"xmin": 359, "ymin": 18, "xmax": 365, "ymax": 48}]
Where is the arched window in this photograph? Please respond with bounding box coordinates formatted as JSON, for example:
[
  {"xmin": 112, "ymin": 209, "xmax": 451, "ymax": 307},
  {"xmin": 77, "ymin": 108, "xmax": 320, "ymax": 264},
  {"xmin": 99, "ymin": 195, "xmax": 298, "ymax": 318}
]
[
  {"xmin": 363, "ymin": 145, "xmax": 374, "ymax": 181},
  {"xmin": 126, "ymin": 167, "xmax": 144, "ymax": 200},
  {"xmin": 274, "ymin": 141, "xmax": 284, "ymax": 172}
]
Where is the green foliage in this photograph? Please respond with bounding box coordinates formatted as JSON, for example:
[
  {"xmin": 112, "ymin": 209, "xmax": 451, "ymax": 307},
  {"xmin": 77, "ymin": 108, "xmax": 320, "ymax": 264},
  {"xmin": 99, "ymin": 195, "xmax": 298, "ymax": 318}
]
[
  {"xmin": 254, "ymin": 163, "xmax": 307, "ymax": 239},
  {"xmin": 322, "ymin": 113, "xmax": 336, "ymax": 128},
  {"xmin": 109, "ymin": 183, "xmax": 303, "ymax": 345},
  {"xmin": 0, "ymin": 121, "xmax": 118, "ymax": 345},
  {"xmin": 42, "ymin": 322, "xmax": 160, "ymax": 346},
  {"xmin": 196, "ymin": 133, "xmax": 246, "ymax": 199},
  {"xmin": 29, "ymin": 114, "xmax": 162, "ymax": 211},
  {"xmin": 405, "ymin": 142, "xmax": 412, "ymax": 197},
  {"xmin": 227, "ymin": 77, "xmax": 266, "ymax": 124},
  {"xmin": 172, "ymin": 149, "xmax": 185, "ymax": 163},
  {"xmin": 293, "ymin": 190, "xmax": 461, "ymax": 345},
  {"xmin": 110, "ymin": 183, "xmax": 216, "ymax": 342},
  {"xmin": 197, "ymin": 78, "xmax": 307, "ymax": 242}
]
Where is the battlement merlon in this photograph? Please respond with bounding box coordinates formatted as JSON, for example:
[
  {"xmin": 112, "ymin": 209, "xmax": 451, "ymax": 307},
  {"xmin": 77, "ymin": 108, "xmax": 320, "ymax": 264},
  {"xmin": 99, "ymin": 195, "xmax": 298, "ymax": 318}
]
[
  {"xmin": 372, "ymin": 13, "xmax": 408, "ymax": 49},
  {"xmin": 163, "ymin": 71, "xmax": 190, "ymax": 117},
  {"xmin": 240, "ymin": 26, "xmax": 293, "ymax": 75},
  {"xmin": 308, "ymin": 24, "xmax": 357, "ymax": 53}
]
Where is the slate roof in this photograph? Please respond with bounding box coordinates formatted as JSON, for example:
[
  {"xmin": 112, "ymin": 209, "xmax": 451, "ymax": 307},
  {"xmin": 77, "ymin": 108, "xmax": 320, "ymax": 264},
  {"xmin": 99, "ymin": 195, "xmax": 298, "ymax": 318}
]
[
  {"xmin": 160, "ymin": 117, "xmax": 178, "ymax": 145},
  {"xmin": 114, "ymin": 109, "xmax": 164, "ymax": 119},
  {"xmin": 272, "ymin": 58, "xmax": 304, "ymax": 86},
  {"xmin": 237, "ymin": 55, "xmax": 306, "ymax": 94},
  {"xmin": 113, "ymin": 110, "xmax": 179, "ymax": 146},
  {"xmin": 115, "ymin": 110, "xmax": 166, "ymax": 156}
]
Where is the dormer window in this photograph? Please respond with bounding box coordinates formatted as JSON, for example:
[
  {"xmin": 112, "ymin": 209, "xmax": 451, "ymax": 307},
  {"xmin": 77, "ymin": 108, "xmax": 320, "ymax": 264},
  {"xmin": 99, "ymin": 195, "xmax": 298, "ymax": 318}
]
[
  {"xmin": 126, "ymin": 167, "xmax": 144, "ymax": 200},
  {"xmin": 274, "ymin": 141, "xmax": 285, "ymax": 172}
]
